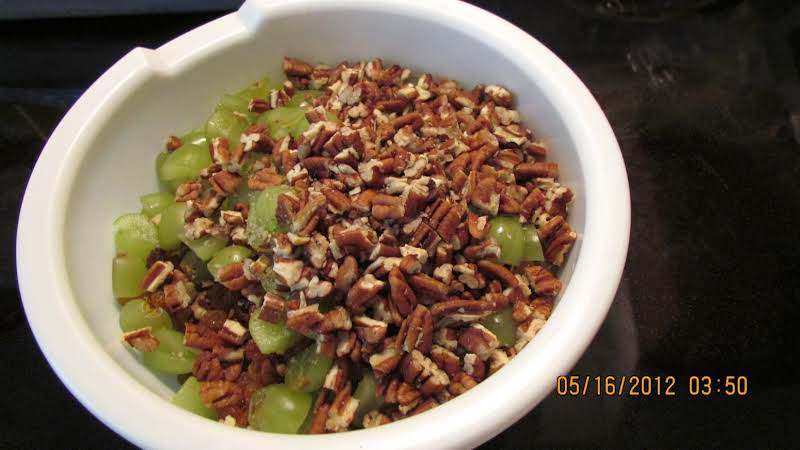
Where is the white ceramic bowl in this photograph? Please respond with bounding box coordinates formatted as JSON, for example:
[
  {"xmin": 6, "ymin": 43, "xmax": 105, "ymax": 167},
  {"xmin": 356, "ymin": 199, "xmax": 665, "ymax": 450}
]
[{"xmin": 16, "ymin": 0, "xmax": 629, "ymax": 448}]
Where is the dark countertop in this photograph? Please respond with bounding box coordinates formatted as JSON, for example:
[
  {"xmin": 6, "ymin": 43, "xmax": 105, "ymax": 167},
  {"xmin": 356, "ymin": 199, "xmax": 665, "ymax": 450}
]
[{"xmin": 2, "ymin": 1, "xmax": 799, "ymax": 448}]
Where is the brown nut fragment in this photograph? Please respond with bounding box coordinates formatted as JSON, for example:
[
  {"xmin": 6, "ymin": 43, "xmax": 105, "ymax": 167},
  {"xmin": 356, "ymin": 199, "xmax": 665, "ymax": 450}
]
[
  {"xmin": 308, "ymin": 390, "xmax": 331, "ymax": 435},
  {"xmin": 175, "ymin": 181, "xmax": 201, "ymax": 202},
  {"xmin": 467, "ymin": 213, "xmax": 490, "ymax": 240},
  {"xmin": 388, "ymin": 267, "xmax": 417, "ymax": 317},
  {"xmin": 369, "ymin": 347, "xmax": 402, "ymax": 377},
  {"xmin": 353, "ymin": 316, "xmax": 388, "ymax": 344},
  {"xmin": 218, "ymin": 319, "xmax": 249, "ymax": 345},
  {"xmin": 165, "ymin": 135, "xmax": 182, "ymax": 151},
  {"xmin": 322, "ymin": 187, "xmax": 351, "ymax": 213},
  {"xmin": 122, "ymin": 327, "xmax": 159, "ymax": 352},
  {"xmin": 345, "ymin": 274, "xmax": 385, "ymax": 311},
  {"xmin": 397, "ymin": 304, "xmax": 433, "ymax": 355},
  {"xmin": 248, "ymin": 169, "xmax": 285, "ymax": 190},
  {"xmin": 430, "ymin": 299, "xmax": 496, "ymax": 318},
  {"xmin": 199, "ymin": 380, "xmax": 245, "ymax": 424},
  {"xmin": 363, "ymin": 410, "xmax": 392, "ymax": 428},
  {"xmin": 301, "ymin": 157, "xmax": 332, "ymax": 179},
  {"xmin": 399, "ymin": 350, "xmax": 450, "ymax": 395},
  {"xmin": 217, "ymin": 263, "xmax": 249, "ymax": 291},
  {"xmin": 286, "ymin": 304, "xmax": 324, "ymax": 334},
  {"xmin": 259, "ymin": 293, "xmax": 286, "ymax": 323},
  {"xmin": 210, "ymin": 137, "xmax": 231, "ymax": 166},
  {"xmin": 476, "ymin": 259, "xmax": 519, "ymax": 287},
  {"xmin": 514, "ymin": 162, "xmax": 559, "ymax": 180},
  {"xmin": 448, "ymin": 372, "xmax": 478, "ymax": 396},
  {"xmin": 272, "ymin": 258, "xmax": 304, "ymax": 287},
  {"xmin": 335, "ymin": 255, "xmax": 359, "ymax": 291},
  {"xmin": 409, "ymin": 398, "xmax": 438, "ymax": 416},
  {"xmin": 163, "ymin": 279, "xmax": 195, "ymax": 312},
  {"xmin": 283, "ymin": 57, "xmax": 314, "ymax": 77},
  {"xmin": 210, "ymin": 171, "xmax": 242, "ymax": 194},
  {"xmin": 141, "ymin": 261, "xmax": 174, "ymax": 292},
  {"xmin": 317, "ymin": 307, "xmax": 353, "ymax": 333},
  {"xmin": 408, "ymin": 274, "xmax": 448, "ymax": 302},
  {"xmin": 325, "ymin": 382, "xmax": 359, "ymax": 432},
  {"xmin": 430, "ymin": 345, "xmax": 461, "ymax": 377},
  {"xmin": 458, "ymin": 324, "xmax": 500, "ymax": 360},
  {"xmin": 524, "ymin": 264, "xmax": 562, "ymax": 296},
  {"xmin": 184, "ymin": 322, "xmax": 224, "ymax": 350}
]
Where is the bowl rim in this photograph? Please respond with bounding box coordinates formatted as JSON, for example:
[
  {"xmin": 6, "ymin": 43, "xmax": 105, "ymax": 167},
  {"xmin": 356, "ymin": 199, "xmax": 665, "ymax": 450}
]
[{"xmin": 16, "ymin": 1, "xmax": 630, "ymax": 449}]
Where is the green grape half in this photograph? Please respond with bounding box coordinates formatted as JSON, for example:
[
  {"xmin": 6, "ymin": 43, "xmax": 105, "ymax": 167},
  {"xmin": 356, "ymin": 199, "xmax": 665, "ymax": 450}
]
[
  {"xmin": 522, "ymin": 225, "xmax": 544, "ymax": 262},
  {"xmin": 158, "ymin": 143, "xmax": 213, "ymax": 185},
  {"xmin": 488, "ymin": 216, "xmax": 524, "ymax": 266},
  {"xmin": 157, "ymin": 202, "xmax": 187, "ymax": 251},
  {"xmin": 182, "ymin": 235, "xmax": 228, "ymax": 262},
  {"xmin": 206, "ymin": 245, "xmax": 253, "ymax": 279},
  {"xmin": 249, "ymin": 314, "xmax": 305, "ymax": 355},
  {"xmin": 206, "ymin": 108, "xmax": 251, "ymax": 147},
  {"xmin": 112, "ymin": 255, "xmax": 147, "ymax": 299},
  {"xmin": 119, "ymin": 299, "xmax": 173, "ymax": 332},
  {"xmin": 142, "ymin": 328, "xmax": 196, "ymax": 374},
  {"xmin": 172, "ymin": 376, "xmax": 217, "ymax": 420},
  {"xmin": 284, "ymin": 343, "xmax": 334, "ymax": 393},
  {"xmin": 353, "ymin": 370, "xmax": 383, "ymax": 426},
  {"xmin": 247, "ymin": 185, "xmax": 292, "ymax": 250},
  {"xmin": 113, "ymin": 213, "xmax": 158, "ymax": 261},
  {"xmin": 248, "ymin": 384, "xmax": 312, "ymax": 434},
  {"xmin": 480, "ymin": 306, "xmax": 516, "ymax": 347},
  {"xmin": 139, "ymin": 192, "xmax": 175, "ymax": 218}
]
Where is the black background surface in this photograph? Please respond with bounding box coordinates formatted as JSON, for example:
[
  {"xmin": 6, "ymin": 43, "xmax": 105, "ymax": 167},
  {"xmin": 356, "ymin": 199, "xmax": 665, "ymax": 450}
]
[{"xmin": 2, "ymin": 1, "xmax": 799, "ymax": 448}]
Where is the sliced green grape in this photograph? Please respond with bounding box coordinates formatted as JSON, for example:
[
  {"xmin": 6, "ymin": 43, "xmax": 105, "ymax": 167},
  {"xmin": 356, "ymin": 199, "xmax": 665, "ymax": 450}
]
[
  {"xmin": 180, "ymin": 129, "xmax": 208, "ymax": 146},
  {"xmin": 155, "ymin": 151, "xmax": 173, "ymax": 192},
  {"xmin": 140, "ymin": 192, "xmax": 174, "ymax": 218},
  {"xmin": 249, "ymin": 314, "xmax": 305, "ymax": 355},
  {"xmin": 113, "ymin": 213, "xmax": 159, "ymax": 260},
  {"xmin": 142, "ymin": 328, "xmax": 196, "ymax": 374},
  {"xmin": 159, "ymin": 143, "xmax": 213, "ymax": 185},
  {"xmin": 119, "ymin": 298, "xmax": 172, "ymax": 332},
  {"xmin": 257, "ymin": 106, "xmax": 306, "ymax": 139},
  {"xmin": 206, "ymin": 108, "xmax": 251, "ymax": 147},
  {"xmin": 180, "ymin": 250, "xmax": 213, "ymax": 284},
  {"xmin": 207, "ymin": 245, "xmax": 253, "ymax": 279},
  {"xmin": 287, "ymin": 89, "xmax": 324, "ymax": 107},
  {"xmin": 247, "ymin": 185, "xmax": 292, "ymax": 249},
  {"xmin": 112, "ymin": 255, "xmax": 147, "ymax": 299},
  {"xmin": 172, "ymin": 376, "xmax": 217, "ymax": 420},
  {"xmin": 216, "ymin": 93, "xmax": 251, "ymax": 114},
  {"xmin": 488, "ymin": 216, "xmax": 524, "ymax": 266},
  {"xmin": 285, "ymin": 343, "xmax": 334, "ymax": 393},
  {"xmin": 182, "ymin": 235, "xmax": 228, "ymax": 262},
  {"xmin": 522, "ymin": 225, "xmax": 544, "ymax": 262},
  {"xmin": 480, "ymin": 306, "xmax": 516, "ymax": 347},
  {"xmin": 353, "ymin": 371, "xmax": 383, "ymax": 426},
  {"xmin": 236, "ymin": 77, "xmax": 279, "ymax": 101},
  {"xmin": 157, "ymin": 202, "xmax": 187, "ymax": 251},
  {"xmin": 248, "ymin": 384, "xmax": 312, "ymax": 434}
]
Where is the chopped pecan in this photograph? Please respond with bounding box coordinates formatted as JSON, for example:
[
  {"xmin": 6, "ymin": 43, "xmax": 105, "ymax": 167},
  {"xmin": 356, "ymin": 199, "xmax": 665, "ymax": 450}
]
[
  {"xmin": 388, "ymin": 267, "xmax": 416, "ymax": 317},
  {"xmin": 165, "ymin": 135, "xmax": 182, "ymax": 151},
  {"xmin": 408, "ymin": 274, "xmax": 448, "ymax": 302},
  {"xmin": 430, "ymin": 345, "xmax": 461, "ymax": 377},
  {"xmin": 141, "ymin": 260, "xmax": 173, "ymax": 292},
  {"xmin": 345, "ymin": 274, "xmax": 385, "ymax": 311},
  {"xmin": 217, "ymin": 263, "xmax": 249, "ymax": 291},
  {"xmin": 467, "ymin": 213, "xmax": 490, "ymax": 240},
  {"xmin": 248, "ymin": 168, "xmax": 284, "ymax": 190},
  {"xmin": 184, "ymin": 322, "xmax": 224, "ymax": 350},
  {"xmin": 322, "ymin": 187, "xmax": 351, "ymax": 213},
  {"xmin": 353, "ymin": 316, "xmax": 388, "ymax": 344},
  {"xmin": 335, "ymin": 255, "xmax": 359, "ymax": 291},
  {"xmin": 363, "ymin": 410, "xmax": 392, "ymax": 428},
  {"xmin": 459, "ymin": 324, "xmax": 500, "ymax": 360},
  {"xmin": 399, "ymin": 350, "xmax": 450, "ymax": 395},
  {"xmin": 476, "ymin": 259, "xmax": 519, "ymax": 287},
  {"xmin": 514, "ymin": 162, "xmax": 559, "ymax": 180},
  {"xmin": 369, "ymin": 347, "xmax": 402, "ymax": 377},
  {"xmin": 272, "ymin": 258, "xmax": 304, "ymax": 287},
  {"xmin": 317, "ymin": 307, "xmax": 352, "ymax": 333},
  {"xmin": 163, "ymin": 279, "xmax": 195, "ymax": 312},
  {"xmin": 284, "ymin": 57, "xmax": 313, "ymax": 77},
  {"xmin": 210, "ymin": 171, "xmax": 242, "ymax": 194},
  {"xmin": 200, "ymin": 380, "xmax": 245, "ymax": 425},
  {"xmin": 430, "ymin": 299, "xmax": 495, "ymax": 318},
  {"xmin": 397, "ymin": 304, "xmax": 433, "ymax": 355},
  {"xmin": 524, "ymin": 264, "xmax": 562, "ymax": 296},
  {"xmin": 210, "ymin": 137, "xmax": 230, "ymax": 166},
  {"xmin": 218, "ymin": 319, "xmax": 249, "ymax": 345},
  {"xmin": 122, "ymin": 327, "xmax": 159, "ymax": 352},
  {"xmin": 175, "ymin": 181, "xmax": 201, "ymax": 202},
  {"xmin": 286, "ymin": 304, "xmax": 324, "ymax": 334},
  {"xmin": 325, "ymin": 382, "xmax": 359, "ymax": 432}
]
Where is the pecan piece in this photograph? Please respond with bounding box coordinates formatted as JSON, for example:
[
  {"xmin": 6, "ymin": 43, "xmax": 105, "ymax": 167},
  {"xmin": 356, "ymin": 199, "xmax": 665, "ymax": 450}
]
[
  {"xmin": 122, "ymin": 327, "xmax": 159, "ymax": 352},
  {"xmin": 524, "ymin": 265, "xmax": 562, "ymax": 296},
  {"xmin": 514, "ymin": 162, "xmax": 559, "ymax": 180},
  {"xmin": 345, "ymin": 274, "xmax": 385, "ymax": 311},
  {"xmin": 210, "ymin": 171, "xmax": 242, "ymax": 194},
  {"xmin": 408, "ymin": 274, "xmax": 448, "ymax": 302},
  {"xmin": 397, "ymin": 304, "xmax": 433, "ymax": 355},
  {"xmin": 388, "ymin": 267, "xmax": 416, "ymax": 317},
  {"xmin": 217, "ymin": 263, "xmax": 249, "ymax": 291},
  {"xmin": 248, "ymin": 169, "xmax": 284, "ymax": 190},
  {"xmin": 459, "ymin": 324, "xmax": 500, "ymax": 360},
  {"xmin": 399, "ymin": 350, "xmax": 450, "ymax": 395},
  {"xmin": 317, "ymin": 307, "xmax": 353, "ymax": 333},
  {"xmin": 141, "ymin": 260, "xmax": 173, "ymax": 292},
  {"xmin": 476, "ymin": 259, "xmax": 519, "ymax": 287},
  {"xmin": 353, "ymin": 316, "xmax": 388, "ymax": 344},
  {"xmin": 165, "ymin": 135, "xmax": 182, "ymax": 151},
  {"xmin": 335, "ymin": 255, "xmax": 359, "ymax": 291},
  {"xmin": 283, "ymin": 57, "xmax": 314, "ymax": 77},
  {"xmin": 369, "ymin": 347, "xmax": 402, "ymax": 377},
  {"xmin": 218, "ymin": 319, "xmax": 249, "ymax": 345},
  {"xmin": 325, "ymin": 382, "xmax": 359, "ymax": 432},
  {"xmin": 286, "ymin": 304, "xmax": 324, "ymax": 334},
  {"xmin": 322, "ymin": 187, "xmax": 351, "ymax": 213}
]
